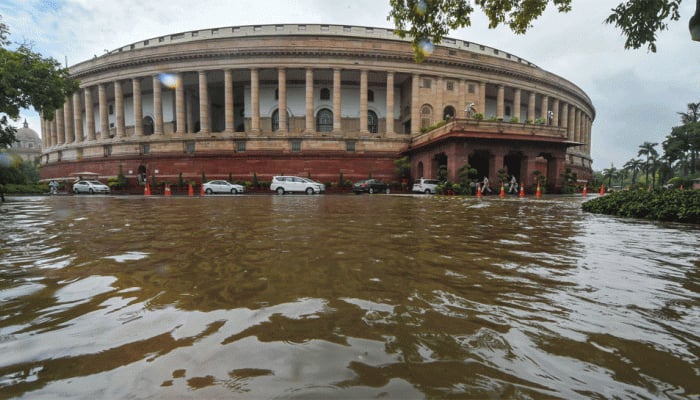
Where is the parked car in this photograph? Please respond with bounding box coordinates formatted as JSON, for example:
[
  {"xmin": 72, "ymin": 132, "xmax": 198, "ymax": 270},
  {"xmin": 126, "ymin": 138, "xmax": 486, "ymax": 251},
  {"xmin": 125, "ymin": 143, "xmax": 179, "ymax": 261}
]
[
  {"xmin": 202, "ymin": 180, "xmax": 245, "ymax": 194},
  {"xmin": 72, "ymin": 180, "xmax": 110, "ymax": 194},
  {"xmin": 353, "ymin": 179, "xmax": 390, "ymax": 194},
  {"xmin": 270, "ymin": 176, "xmax": 323, "ymax": 195},
  {"xmin": 412, "ymin": 178, "xmax": 440, "ymax": 194},
  {"xmin": 302, "ymin": 178, "xmax": 326, "ymax": 193}
]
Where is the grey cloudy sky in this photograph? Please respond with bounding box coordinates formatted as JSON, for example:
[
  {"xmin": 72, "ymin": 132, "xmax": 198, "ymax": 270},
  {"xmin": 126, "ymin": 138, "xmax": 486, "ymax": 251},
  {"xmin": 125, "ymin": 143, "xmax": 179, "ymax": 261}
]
[{"xmin": 2, "ymin": 0, "xmax": 698, "ymax": 170}]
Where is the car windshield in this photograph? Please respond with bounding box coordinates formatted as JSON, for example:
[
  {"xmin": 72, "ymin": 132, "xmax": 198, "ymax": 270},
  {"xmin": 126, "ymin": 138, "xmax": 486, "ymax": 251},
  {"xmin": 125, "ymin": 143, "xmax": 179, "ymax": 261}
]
[{"xmin": 88, "ymin": 181, "xmax": 103, "ymax": 185}]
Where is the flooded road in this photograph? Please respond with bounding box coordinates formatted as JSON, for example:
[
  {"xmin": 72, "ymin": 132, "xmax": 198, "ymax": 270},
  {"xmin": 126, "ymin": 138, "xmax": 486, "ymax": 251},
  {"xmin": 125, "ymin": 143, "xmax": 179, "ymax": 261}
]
[{"xmin": 0, "ymin": 194, "xmax": 698, "ymax": 399}]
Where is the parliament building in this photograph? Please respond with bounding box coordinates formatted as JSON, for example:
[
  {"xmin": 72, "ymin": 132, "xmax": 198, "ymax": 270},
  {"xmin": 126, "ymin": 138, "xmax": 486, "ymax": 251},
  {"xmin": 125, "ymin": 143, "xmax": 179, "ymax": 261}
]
[{"xmin": 39, "ymin": 24, "xmax": 594, "ymax": 191}]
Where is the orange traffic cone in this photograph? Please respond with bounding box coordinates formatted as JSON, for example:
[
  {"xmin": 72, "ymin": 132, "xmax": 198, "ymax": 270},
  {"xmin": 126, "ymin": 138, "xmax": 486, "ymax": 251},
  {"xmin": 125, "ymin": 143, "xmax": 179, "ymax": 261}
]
[
  {"xmin": 519, "ymin": 184, "xmax": 525, "ymax": 197},
  {"xmin": 188, "ymin": 183, "xmax": 194, "ymax": 197},
  {"xmin": 582, "ymin": 184, "xmax": 588, "ymax": 197},
  {"xmin": 600, "ymin": 183, "xmax": 605, "ymax": 196},
  {"xmin": 164, "ymin": 184, "xmax": 171, "ymax": 197},
  {"xmin": 499, "ymin": 182, "xmax": 505, "ymax": 198},
  {"xmin": 476, "ymin": 183, "xmax": 482, "ymax": 198},
  {"xmin": 536, "ymin": 182, "xmax": 541, "ymax": 197}
]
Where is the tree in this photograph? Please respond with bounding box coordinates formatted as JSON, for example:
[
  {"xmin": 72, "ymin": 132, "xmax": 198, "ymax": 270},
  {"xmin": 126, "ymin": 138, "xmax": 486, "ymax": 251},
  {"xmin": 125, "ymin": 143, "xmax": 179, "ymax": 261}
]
[
  {"xmin": 638, "ymin": 141, "xmax": 659, "ymax": 185},
  {"xmin": 388, "ymin": 0, "xmax": 689, "ymax": 61},
  {"xmin": 1, "ymin": 15, "xmax": 78, "ymax": 200},
  {"xmin": 665, "ymin": 102, "xmax": 700, "ymax": 175},
  {"xmin": 623, "ymin": 158, "xmax": 643, "ymax": 185},
  {"xmin": 602, "ymin": 164, "xmax": 618, "ymax": 187}
]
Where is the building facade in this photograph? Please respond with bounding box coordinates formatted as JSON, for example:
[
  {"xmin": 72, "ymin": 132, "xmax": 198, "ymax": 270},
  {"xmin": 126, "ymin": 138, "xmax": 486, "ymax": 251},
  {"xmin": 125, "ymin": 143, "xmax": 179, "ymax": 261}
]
[{"xmin": 39, "ymin": 24, "xmax": 594, "ymax": 190}]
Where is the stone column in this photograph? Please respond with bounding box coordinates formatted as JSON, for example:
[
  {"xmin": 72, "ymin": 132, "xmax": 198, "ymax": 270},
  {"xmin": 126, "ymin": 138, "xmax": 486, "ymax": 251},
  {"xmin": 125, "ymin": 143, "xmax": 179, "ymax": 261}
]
[
  {"xmin": 386, "ymin": 72, "xmax": 394, "ymax": 136},
  {"xmin": 278, "ymin": 67, "xmax": 287, "ymax": 134},
  {"xmin": 541, "ymin": 95, "xmax": 549, "ymax": 124},
  {"xmin": 360, "ymin": 69, "xmax": 368, "ymax": 134},
  {"xmin": 496, "ymin": 84, "xmax": 504, "ymax": 120},
  {"xmin": 98, "ymin": 83, "xmax": 109, "ymax": 139},
  {"xmin": 176, "ymin": 72, "xmax": 186, "ymax": 135},
  {"xmin": 561, "ymin": 103, "xmax": 569, "ymax": 134},
  {"xmin": 568, "ymin": 105, "xmax": 576, "ymax": 141},
  {"xmin": 552, "ymin": 99, "xmax": 560, "ymax": 127},
  {"xmin": 250, "ymin": 68, "xmax": 260, "ymax": 133},
  {"xmin": 73, "ymin": 90, "xmax": 83, "ymax": 143},
  {"xmin": 133, "ymin": 78, "xmax": 143, "ymax": 137},
  {"xmin": 115, "ymin": 80, "xmax": 125, "ymax": 138},
  {"xmin": 528, "ymin": 91, "xmax": 536, "ymax": 122},
  {"xmin": 153, "ymin": 75, "xmax": 163, "ymax": 135},
  {"xmin": 186, "ymin": 92, "xmax": 193, "ymax": 134},
  {"xmin": 333, "ymin": 68, "xmax": 342, "ymax": 133},
  {"xmin": 411, "ymin": 73, "xmax": 420, "ymax": 135},
  {"xmin": 513, "ymin": 88, "xmax": 521, "ymax": 120},
  {"xmin": 478, "ymin": 82, "xmax": 486, "ymax": 117},
  {"xmin": 50, "ymin": 117, "xmax": 57, "ymax": 147},
  {"xmin": 56, "ymin": 107, "xmax": 65, "ymax": 145},
  {"xmin": 458, "ymin": 79, "xmax": 466, "ymax": 119},
  {"xmin": 198, "ymin": 70, "xmax": 210, "ymax": 134},
  {"xmin": 224, "ymin": 69, "xmax": 234, "ymax": 134},
  {"xmin": 85, "ymin": 87, "xmax": 95, "ymax": 141},
  {"xmin": 305, "ymin": 68, "xmax": 314, "ymax": 134},
  {"xmin": 435, "ymin": 77, "xmax": 444, "ymax": 121},
  {"xmin": 63, "ymin": 98, "xmax": 73, "ymax": 143}
]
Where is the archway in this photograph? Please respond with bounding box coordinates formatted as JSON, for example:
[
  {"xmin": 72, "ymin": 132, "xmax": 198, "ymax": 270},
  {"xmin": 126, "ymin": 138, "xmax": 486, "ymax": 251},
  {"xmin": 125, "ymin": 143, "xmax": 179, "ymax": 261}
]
[
  {"xmin": 432, "ymin": 152, "xmax": 447, "ymax": 180},
  {"xmin": 316, "ymin": 108, "xmax": 333, "ymax": 132},
  {"xmin": 468, "ymin": 150, "xmax": 490, "ymax": 180},
  {"xmin": 504, "ymin": 152, "xmax": 523, "ymax": 182},
  {"xmin": 443, "ymin": 106, "xmax": 456, "ymax": 121}
]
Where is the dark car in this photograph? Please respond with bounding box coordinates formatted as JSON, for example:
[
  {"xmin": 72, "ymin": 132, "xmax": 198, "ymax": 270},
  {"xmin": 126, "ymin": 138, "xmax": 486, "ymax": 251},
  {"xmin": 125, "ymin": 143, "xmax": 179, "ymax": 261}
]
[{"xmin": 353, "ymin": 179, "xmax": 390, "ymax": 194}]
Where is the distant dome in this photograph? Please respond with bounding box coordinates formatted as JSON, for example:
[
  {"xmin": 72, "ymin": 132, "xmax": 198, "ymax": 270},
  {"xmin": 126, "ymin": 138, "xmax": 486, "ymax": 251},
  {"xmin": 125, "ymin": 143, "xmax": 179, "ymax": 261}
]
[{"xmin": 13, "ymin": 120, "xmax": 42, "ymax": 161}]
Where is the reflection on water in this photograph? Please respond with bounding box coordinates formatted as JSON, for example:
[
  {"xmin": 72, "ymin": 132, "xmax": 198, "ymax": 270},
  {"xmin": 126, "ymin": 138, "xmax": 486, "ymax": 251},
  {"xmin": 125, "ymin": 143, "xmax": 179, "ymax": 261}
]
[{"xmin": 0, "ymin": 195, "xmax": 698, "ymax": 399}]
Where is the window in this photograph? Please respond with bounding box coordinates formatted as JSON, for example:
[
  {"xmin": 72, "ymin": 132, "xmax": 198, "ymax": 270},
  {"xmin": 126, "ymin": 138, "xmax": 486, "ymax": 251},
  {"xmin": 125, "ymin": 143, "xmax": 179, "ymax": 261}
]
[
  {"xmin": 367, "ymin": 90, "xmax": 374, "ymax": 102},
  {"xmin": 184, "ymin": 141, "xmax": 195, "ymax": 154},
  {"xmin": 290, "ymin": 140, "xmax": 301, "ymax": 152},
  {"xmin": 141, "ymin": 143, "xmax": 150, "ymax": 154},
  {"xmin": 236, "ymin": 140, "xmax": 246, "ymax": 152},
  {"xmin": 320, "ymin": 88, "xmax": 330, "ymax": 100},
  {"xmin": 272, "ymin": 109, "xmax": 290, "ymax": 132},
  {"xmin": 443, "ymin": 106, "xmax": 456, "ymax": 120},
  {"xmin": 346, "ymin": 141, "xmax": 356, "ymax": 152},
  {"xmin": 421, "ymin": 105, "xmax": 433, "ymax": 129},
  {"xmin": 505, "ymin": 106, "xmax": 512, "ymax": 116},
  {"xmin": 422, "ymin": 78, "xmax": 431, "ymax": 88},
  {"xmin": 274, "ymin": 88, "xmax": 279, "ymax": 100},
  {"xmin": 468, "ymin": 84, "xmax": 475, "ymax": 94},
  {"xmin": 103, "ymin": 145, "xmax": 112, "ymax": 157},
  {"xmin": 316, "ymin": 108, "xmax": 333, "ymax": 132},
  {"xmin": 143, "ymin": 116, "xmax": 154, "ymax": 135},
  {"xmin": 108, "ymin": 104, "xmax": 114, "ymax": 115},
  {"xmin": 368, "ymin": 110, "xmax": 378, "ymax": 133},
  {"xmin": 446, "ymin": 81, "xmax": 455, "ymax": 91}
]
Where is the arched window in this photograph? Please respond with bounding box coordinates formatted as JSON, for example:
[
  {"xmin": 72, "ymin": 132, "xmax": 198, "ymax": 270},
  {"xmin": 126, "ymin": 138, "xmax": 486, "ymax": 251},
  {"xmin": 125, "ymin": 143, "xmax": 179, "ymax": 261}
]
[
  {"xmin": 368, "ymin": 110, "xmax": 378, "ymax": 133},
  {"xmin": 505, "ymin": 105, "xmax": 512, "ymax": 117},
  {"xmin": 320, "ymin": 88, "xmax": 330, "ymax": 101},
  {"xmin": 143, "ymin": 116, "xmax": 154, "ymax": 135},
  {"xmin": 443, "ymin": 106, "xmax": 456, "ymax": 120},
  {"xmin": 316, "ymin": 108, "xmax": 333, "ymax": 132},
  {"xmin": 367, "ymin": 90, "xmax": 374, "ymax": 102},
  {"xmin": 417, "ymin": 161, "xmax": 424, "ymax": 178},
  {"xmin": 421, "ymin": 105, "xmax": 433, "ymax": 129},
  {"xmin": 271, "ymin": 109, "xmax": 290, "ymax": 132}
]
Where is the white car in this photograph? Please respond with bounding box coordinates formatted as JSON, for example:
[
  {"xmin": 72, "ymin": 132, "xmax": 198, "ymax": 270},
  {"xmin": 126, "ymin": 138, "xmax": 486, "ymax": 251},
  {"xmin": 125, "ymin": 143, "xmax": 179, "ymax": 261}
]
[
  {"xmin": 73, "ymin": 180, "xmax": 111, "ymax": 194},
  {"xmin": 412, "ymin": 178, "xmax": 440, "ymax": 194},
  {"xmin": 270, "ymin": 176, "xmax": 323, "ymax": 195},
  {"xmin": 302, "ymin": 178, "xmax": 326, "ymax": 193},
  {"xmin": 202, "ymin": 180, "xmax": 245, "ymax": 194}
]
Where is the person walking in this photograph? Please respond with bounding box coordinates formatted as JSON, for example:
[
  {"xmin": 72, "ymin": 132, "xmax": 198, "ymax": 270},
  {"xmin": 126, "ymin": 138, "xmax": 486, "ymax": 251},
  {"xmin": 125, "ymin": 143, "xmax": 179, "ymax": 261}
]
[
  {"xmin": 481, "ymin": 176, "xmax": 492, "ymax": 194},
  {"xmin": 509, "ymin": 175, "xmax": 518, "ymax": 194}
]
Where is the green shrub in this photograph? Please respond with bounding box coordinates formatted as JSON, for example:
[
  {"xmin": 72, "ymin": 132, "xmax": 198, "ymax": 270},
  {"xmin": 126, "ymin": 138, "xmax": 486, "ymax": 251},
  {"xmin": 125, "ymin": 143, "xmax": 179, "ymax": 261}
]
[{"xmin": 582, "ymin": 189, "xmax": 700, "ymax": 224}]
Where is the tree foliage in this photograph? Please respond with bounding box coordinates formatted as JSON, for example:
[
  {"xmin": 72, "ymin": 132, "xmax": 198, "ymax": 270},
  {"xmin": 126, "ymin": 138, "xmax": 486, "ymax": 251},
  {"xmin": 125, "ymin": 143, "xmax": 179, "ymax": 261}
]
[
  {"xmin": 0, "ymin": 15, "xmax": 79, "ymax": 149},
  {"xmin": 388, "ymin": 0, "xmax": 688, "ymax": 61}
]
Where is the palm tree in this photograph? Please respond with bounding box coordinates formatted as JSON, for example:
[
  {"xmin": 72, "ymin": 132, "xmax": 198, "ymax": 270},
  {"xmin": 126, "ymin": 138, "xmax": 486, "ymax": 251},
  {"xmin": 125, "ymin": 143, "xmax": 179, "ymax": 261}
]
[
  {"xmin": 678, "ymin": 102, "xmax": 700, "ymax": 124},
  {"xmin": 623, "ymin": 158, "xmax": 643, "ymax": 185},
  {"xmin": 602, "ymin": 164, "xmax": 618, "ymax": 188},
  {"xmin": 638, "ymin": 142, "xmax": 658, "ymax": 185}
]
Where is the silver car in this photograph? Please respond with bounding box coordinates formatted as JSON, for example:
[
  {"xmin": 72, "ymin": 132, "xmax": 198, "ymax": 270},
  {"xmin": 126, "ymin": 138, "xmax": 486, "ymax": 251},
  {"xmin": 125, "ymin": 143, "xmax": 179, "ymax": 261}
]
[
  {"xmin": 412, "ymin": 178, "xmax": 440, "ymax": 194},
  {"xmin": 202, "ymin": 180, "xmax": 245, "ymax": 194},
  {"xmin": 73, "ymin": 180, "xmax": 110, "ymax": 194},
  {"xmin": 270, "ymin": 176, "xmax": 323, "ymax": 195}
]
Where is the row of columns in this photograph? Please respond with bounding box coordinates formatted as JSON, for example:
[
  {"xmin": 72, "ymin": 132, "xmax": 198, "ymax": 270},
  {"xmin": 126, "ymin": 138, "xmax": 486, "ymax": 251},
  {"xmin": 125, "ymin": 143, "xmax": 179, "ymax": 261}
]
[{"xmin": 40, "ymin": 68, "xmax": 592, "ymax": 156}]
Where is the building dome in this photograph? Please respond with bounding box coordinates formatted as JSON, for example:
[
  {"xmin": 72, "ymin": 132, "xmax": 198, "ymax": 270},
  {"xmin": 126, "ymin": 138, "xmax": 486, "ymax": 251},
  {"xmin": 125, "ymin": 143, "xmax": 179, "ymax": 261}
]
[{"xmin": 14, "ymin": 120, "xmax": 42, "ymax": 162}]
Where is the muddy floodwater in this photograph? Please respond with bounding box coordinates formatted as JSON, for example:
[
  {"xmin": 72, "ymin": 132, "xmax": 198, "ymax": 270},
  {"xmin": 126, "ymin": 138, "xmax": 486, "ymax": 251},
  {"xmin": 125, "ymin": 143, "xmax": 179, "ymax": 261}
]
[{"xmin": 0, "ymin": 194, "xmax": 698, "ymax": 399}]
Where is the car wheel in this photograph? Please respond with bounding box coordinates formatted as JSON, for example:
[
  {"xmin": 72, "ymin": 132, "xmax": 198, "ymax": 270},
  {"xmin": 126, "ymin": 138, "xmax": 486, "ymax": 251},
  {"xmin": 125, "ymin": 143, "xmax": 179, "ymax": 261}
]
[
  {"xmin": 231, "ymin": 188, "xmax": 238, "ymax": 194},
  {"xmin": 425, "ymin": 189, "xmax": 431, "ymax": 194},
  {"xmin": 73, "ymin": 188, "xmax": 79, "ymax": 194},
  {"xmin": 89, "ymin": 188, "xmax": 94, "ymax": 194},
  {"xmin": 369, "ymin": 187, "xmax": 374, "ymax": 194},
  {"xmin": 205, "ymin": 188, "xmax": 213, "ymax": 194},
  {"xmin": 276, "ymin": 187, "xmax": 285, "ymax": 195},
  {"xmin": 385, "ymin": 187, "xmax": 390, "ymax": 194},
  {"xmin": 305, "ymin": 187, "xmax": 314, "ymax": 195}
]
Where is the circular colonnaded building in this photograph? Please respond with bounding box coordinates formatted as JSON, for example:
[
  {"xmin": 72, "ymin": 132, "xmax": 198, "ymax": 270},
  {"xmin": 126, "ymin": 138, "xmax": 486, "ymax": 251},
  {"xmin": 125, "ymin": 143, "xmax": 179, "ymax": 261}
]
[{"xmin": 39, "ymin": 24, "xmax": 594, "ymax": 191}]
